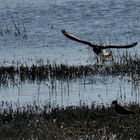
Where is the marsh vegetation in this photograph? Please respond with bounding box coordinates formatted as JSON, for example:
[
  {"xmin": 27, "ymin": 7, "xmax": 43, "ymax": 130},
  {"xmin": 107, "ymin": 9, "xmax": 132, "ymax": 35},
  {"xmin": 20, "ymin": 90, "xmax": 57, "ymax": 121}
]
[
  {"xmin": 0, "ymin": 0, "xmax": 140, "ymax": 139},
  {"xmin": 0, "ymin": 102, "xmax": 139, "ymax": 140},
  {"xmin": 0, "ymin": 54, "xmax": 140, "ymax": 86},
  {"xmin": 0, "ymin": 55, "xmax": 139, "ymax": 139}
]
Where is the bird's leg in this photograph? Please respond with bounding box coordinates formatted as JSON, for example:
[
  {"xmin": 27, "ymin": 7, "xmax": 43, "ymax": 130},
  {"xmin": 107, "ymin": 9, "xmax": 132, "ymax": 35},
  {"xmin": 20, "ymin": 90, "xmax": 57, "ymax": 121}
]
[
  {"xmin": 95, "ymin": 55, "xmax": 99, "ymax": 64},
  {"xmin": 110, "ymin": 50, "xmax": 114, "ymax": 62}
]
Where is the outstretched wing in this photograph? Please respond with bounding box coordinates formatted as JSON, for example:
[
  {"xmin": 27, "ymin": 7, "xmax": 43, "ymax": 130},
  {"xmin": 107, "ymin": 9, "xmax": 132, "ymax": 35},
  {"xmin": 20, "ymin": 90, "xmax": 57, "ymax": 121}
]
[
  {"xmin": 100, "ymin": 42, "xmax": 138, "ymax": 49},
  {"xmin": 61, "ymin": 30, "xmax": 138, "ymax": 49},
  {"xmin": 61, "ymin": 30, "xmax": 92, "ymax": 46}
]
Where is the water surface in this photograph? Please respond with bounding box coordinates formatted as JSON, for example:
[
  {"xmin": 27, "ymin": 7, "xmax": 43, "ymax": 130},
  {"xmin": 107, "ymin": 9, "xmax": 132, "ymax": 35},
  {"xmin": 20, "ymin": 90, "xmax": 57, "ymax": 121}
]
[{"xmin": 0, "ymin": 0, "xmax": 139, "ymax": 107}]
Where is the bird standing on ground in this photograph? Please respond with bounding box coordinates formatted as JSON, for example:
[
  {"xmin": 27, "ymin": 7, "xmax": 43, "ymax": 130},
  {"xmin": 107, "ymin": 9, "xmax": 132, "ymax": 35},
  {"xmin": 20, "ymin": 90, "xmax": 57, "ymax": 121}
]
[
  {"xmin": 61, "ymin": 30, "xmax": 138, "ymax": 59},
  {"xmin": 112, "ymin": 100, "xmax": 136, "ymax": 115}
]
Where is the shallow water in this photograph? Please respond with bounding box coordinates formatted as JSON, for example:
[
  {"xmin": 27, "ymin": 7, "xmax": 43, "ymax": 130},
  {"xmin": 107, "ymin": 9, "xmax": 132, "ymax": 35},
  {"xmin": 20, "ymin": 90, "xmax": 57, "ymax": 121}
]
[
  {"xmin": 0, "ymin": 0, "xmax": 139, "ymax": 65},
  {"xmin": 0, "ymin": 75, "xmax": 139, "ymax": 107},
  {"xmin": 0, "ymin": 0, "xmax": 140, "ymax": 106}
]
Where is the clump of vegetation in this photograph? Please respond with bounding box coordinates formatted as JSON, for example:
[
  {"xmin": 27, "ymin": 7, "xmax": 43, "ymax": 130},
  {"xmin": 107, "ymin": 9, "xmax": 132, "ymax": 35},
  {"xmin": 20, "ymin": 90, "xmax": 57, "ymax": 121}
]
[
  {"xmin": 0, "ymin": 54, "xmax": 140, "ymax": 86},
  {"xmin": 0, "ymin": 102, "xmax": 139, "ymax": 139}
]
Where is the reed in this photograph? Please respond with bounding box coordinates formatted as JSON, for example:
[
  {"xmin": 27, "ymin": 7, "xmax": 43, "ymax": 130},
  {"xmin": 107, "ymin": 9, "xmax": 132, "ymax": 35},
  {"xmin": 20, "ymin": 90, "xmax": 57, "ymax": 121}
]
[{"xmin": 0, "ymin": 13, "xmax": 28, "ymax": 39}]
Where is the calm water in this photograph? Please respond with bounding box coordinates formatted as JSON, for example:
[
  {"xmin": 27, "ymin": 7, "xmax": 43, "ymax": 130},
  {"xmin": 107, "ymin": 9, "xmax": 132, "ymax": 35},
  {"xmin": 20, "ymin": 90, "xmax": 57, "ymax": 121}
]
[
  {"xmin": 0, "ymin": 75, "xmax": 140, "ymax": 107},
  {"xmin": 0, "ymin": 0, "xmax": 140, "ymax": 107}
]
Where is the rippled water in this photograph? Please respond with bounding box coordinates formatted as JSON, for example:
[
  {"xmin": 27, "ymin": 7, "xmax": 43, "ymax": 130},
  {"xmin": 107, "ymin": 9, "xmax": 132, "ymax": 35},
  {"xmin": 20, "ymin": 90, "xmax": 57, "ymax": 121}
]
[
  {"xmin": 0, "ymin": 0, "xmax": 139, "ymax": 65},
  {"xmin": 0, "ymin": 0, "xmax": 140, "ymax": 106}
]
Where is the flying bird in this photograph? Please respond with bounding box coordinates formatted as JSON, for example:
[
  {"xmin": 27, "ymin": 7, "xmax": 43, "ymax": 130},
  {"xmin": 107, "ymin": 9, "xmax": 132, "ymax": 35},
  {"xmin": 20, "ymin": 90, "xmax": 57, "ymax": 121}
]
[
  {"xmin": 112, "ymin": 100, "xmax": 136, "ymax": 115},
  {"xmin": 61, "ymin": 30, "xmax": 138, "ymax": 58}
]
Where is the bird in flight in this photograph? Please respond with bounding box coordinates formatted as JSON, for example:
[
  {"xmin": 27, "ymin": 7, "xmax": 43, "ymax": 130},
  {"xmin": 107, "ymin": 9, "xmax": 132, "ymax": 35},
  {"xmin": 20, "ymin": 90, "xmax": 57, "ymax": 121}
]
[
  {"xmin": 61, "ymin": 30, "xmax": 138, "ymax": 59},
  {"xmin": 112, "ymin": 100, "xmax": 136, "ymax": 115}
]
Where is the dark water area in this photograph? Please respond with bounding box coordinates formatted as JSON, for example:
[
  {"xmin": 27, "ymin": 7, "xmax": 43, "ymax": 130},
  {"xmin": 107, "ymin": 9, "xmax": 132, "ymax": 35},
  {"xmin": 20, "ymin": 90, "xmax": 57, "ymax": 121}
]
[{"xmin": 0, "ymin": 0, "xmax": 139, "ymax": 107}]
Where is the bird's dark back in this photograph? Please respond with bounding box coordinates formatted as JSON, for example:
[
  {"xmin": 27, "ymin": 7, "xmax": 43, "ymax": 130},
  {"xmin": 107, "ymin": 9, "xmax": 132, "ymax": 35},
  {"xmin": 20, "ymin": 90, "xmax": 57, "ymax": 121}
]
[
  {"xmin": 93, "ymin": 46, "xmax": 102, "ymax": 55},
  {"xmin": 115, "ymin": 104, "xmax": 135, "ymax": 115}
]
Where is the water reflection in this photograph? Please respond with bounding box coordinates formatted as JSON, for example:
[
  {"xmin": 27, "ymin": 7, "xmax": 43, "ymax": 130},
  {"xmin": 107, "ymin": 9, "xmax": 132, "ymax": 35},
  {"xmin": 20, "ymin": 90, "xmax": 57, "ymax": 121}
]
[{"xmin": 0, "ymin": 75, "xmax": 139, "ymax": 107}]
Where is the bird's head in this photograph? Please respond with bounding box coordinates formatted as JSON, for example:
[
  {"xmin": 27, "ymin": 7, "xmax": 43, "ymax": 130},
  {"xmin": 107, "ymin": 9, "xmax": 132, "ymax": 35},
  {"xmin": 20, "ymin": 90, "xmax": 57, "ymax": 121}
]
[
  {"xmin": 112, "ymin": 100, "xmax": 118, "ymax": 105},
  {"xmin": 61, "ymin": 29, "xmax": 66, "ymax": 35}
]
